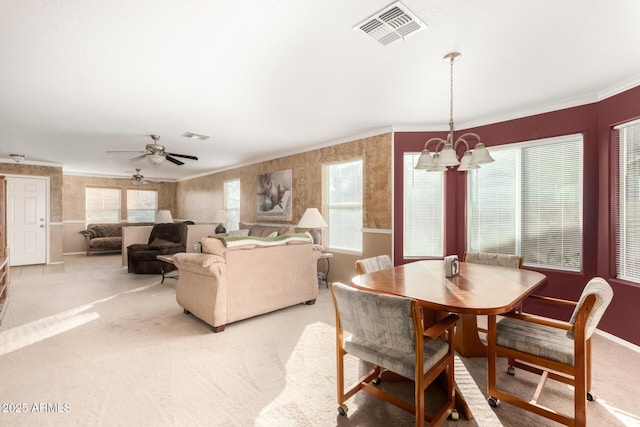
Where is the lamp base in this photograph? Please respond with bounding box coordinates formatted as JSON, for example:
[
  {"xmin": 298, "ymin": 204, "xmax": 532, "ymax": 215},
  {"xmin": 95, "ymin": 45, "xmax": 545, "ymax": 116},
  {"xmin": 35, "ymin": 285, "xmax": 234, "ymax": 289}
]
[
  {"xmin": 308, "ymin": 228, "xmax": 321, "ymax": 245},
  {"xmin": 215, "ymin": 224, "xmax": 227, "ymax": 234}
]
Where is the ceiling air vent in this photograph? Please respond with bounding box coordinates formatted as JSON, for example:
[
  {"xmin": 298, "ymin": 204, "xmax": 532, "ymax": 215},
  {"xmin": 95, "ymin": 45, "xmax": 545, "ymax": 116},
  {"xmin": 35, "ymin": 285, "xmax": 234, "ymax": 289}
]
[
  {"xmin": 182, "ymin": 131, "xmax": 210, "ymax": 141},
  {"xmin": 354, "ymin": 1, "xmax": 426, "ymax": 46}
]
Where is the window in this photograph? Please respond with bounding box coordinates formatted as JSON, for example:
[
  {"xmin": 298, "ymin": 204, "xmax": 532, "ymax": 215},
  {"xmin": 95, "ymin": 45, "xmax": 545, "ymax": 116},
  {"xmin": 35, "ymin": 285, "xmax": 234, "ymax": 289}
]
[
  {"xmin": 325, "ymin": 159, "xmax": 362, "ymax": 252},
  {"xmin": 467, "ymin": 134, "xmax": 583, "ymax": 271},
  {"xmin": 86, "ymin": 187, "xmax": 120, "ymax": 224},
  {"xmin": 403, "ymin": 153, "xmax": 444, "ymax": 257},
  {"xmin": 224, "ymin": 179, "xmax": 241, "ymax": 231},
  {"xmin": 615, "ymin": 119, "xmax": 640, "ymax": 282},
  {"xmin": 127, "ymin": 189, "xmax": 157, "ymax": 223}
]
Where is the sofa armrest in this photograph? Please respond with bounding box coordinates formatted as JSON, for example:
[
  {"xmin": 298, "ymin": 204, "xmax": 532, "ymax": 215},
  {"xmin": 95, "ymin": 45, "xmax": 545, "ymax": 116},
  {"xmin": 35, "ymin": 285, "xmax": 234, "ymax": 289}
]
[{"xmin": 173, "ymin": 253, "xmax": 225, "ymax": 275}]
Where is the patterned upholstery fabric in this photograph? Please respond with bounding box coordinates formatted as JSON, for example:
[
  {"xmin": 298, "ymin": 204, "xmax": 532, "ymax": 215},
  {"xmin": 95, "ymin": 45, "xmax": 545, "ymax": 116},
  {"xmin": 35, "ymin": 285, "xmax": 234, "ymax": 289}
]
[
  {"xmin": 356, "ymin": 255, "xmax": 393, "ymax": 274},
  {"xmin": 567, "ymin": 277, "xmax": 614, "ymax": 339},
  {"xmin": 332, "ymin": 282, "xmax": 448, "ymax": 379},
  {"xmin": 496, "ymin": 318, "xmax": 575, "ymax": 365},
  {"xmin": 464, "ymin": 251, "xmax": 522, "ymax": 268},
  {"xmin": 496, "ymin": 277, "xmax": 614, "ymax": 365}
]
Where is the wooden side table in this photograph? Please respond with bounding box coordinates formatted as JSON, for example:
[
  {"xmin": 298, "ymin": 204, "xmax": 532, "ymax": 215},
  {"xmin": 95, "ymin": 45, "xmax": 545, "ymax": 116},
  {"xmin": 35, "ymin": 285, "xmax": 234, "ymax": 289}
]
[
  {"xmin": 317, "ymin": 252, "xmax": 333, "ymax": 288},
  {"xmin": 156, "ymin": 254, "xmax": 178, "ymax": 284}
]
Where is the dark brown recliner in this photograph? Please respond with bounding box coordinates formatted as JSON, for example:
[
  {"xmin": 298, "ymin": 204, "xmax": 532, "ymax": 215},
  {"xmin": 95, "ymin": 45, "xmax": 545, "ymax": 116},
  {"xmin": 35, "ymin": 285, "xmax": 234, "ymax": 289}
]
[{"xmin": 127, "ymin": 222, "xmax": 189, "ymax": 274}]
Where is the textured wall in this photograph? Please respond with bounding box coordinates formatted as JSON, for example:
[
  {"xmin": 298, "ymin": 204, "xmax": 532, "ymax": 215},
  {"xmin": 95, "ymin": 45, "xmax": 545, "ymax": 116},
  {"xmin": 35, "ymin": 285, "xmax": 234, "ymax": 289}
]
[{"xmin": 176, "ymin": 133, "xmax": 392, "ymax": 228}]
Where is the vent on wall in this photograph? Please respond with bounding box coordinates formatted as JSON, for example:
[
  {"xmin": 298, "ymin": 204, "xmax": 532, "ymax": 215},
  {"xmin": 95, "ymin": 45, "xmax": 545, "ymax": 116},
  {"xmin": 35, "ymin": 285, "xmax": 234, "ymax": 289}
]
[{"xmin": 354, "ymin": 1, "xmax": 426, "ymax": 46}]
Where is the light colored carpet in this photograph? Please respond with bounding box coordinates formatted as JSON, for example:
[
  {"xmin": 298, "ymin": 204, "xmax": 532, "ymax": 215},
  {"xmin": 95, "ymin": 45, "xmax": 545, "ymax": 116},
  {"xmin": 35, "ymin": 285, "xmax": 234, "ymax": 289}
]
[{"xmin": 0, "ymin": 254, "xmax": 638, "ymax": 426}]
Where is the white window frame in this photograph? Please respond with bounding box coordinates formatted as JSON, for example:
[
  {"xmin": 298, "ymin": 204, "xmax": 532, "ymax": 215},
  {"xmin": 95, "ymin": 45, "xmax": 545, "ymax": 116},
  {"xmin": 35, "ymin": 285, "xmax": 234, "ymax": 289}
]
[
  {"xmin": 614, "ymin": 118, "xmax": 640, "ymax": 283},
  {"xmin": 403, "ymin": 152, "xmax": 444, "ymax": 258},
  {"xmin": 85, "ymin": 187, "xmax": 121, "ymax": 224},
  {"xmin": 126, "ymin": 189, "xmax": 157, "ymax": 223},
  {"xmin": 224, "ymin": 179, "xmax": 241, "ymax": 231},
  {"xmin": 324, "ymin": 159, "xmax": 363, "ymax": 253}
]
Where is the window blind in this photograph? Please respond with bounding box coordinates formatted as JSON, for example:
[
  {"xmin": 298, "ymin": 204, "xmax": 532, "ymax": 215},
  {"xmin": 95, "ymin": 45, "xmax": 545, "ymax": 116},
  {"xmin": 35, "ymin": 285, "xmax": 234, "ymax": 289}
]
[
  {"xmin": 86, "ymin": 187, "xmax": 120, "ymax": 224},
  {"xmin": 467, "ymin": 134, "xmax": 583, "ymax": 271},
  {"xmin": 615, "ymin": 120, "xmax": 640, "ymax": 282},
  {"xmin": 467, "ymin": 149, "xmax": 517, "ymax": 254},
  {"xmin": 224, "ymin": 179, "xmax": 241, "ymax": 231},
  {"xmin": 326, "ymin": 159, "xmax": 363, "ymax": 252},
  {"xmin": 403, "ymin": 153, "xmax": 443, "ymax": 257},
  {"xmin": 127, "ymin": 189, "xmax": 157, "ymax": 223}
]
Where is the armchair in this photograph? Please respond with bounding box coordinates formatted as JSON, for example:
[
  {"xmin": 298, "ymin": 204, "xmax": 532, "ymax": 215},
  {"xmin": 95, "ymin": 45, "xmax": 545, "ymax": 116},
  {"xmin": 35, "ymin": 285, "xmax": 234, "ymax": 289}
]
[
  {"xmin": 486, "ymin": 277, "xmax": 614, "ymax": 426},
  {"xmin": 331, "ymin": 282, "xmax": 459, "ymax": 426},
  {"xmin": 127, "ymin": 222, "xmax": 188, "ymax": 274}
]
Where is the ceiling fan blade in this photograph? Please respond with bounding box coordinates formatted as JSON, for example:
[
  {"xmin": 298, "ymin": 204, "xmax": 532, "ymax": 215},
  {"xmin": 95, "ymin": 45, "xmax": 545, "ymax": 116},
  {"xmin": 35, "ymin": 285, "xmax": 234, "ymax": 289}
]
[
  {"xmin": 130, "ymin": 154, "xmax": 147, "ymax": 161},
  {"xmin": 106, "ymin": 150, "xmax": 146, "ymax": 153},
  {"xmin": 167, "ymin": 152, "xmax": 198, "ymax": 161},
  {"xmin": 165, "ymin": 155, "xmax": 184, "ymax": 166}
]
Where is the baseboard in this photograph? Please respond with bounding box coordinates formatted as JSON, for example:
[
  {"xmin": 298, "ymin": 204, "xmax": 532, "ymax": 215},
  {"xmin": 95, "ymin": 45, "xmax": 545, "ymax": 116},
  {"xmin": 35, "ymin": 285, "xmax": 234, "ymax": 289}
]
[{"xmin": 596, "ymin": 329, "xmax": 640, "ymax": 353}]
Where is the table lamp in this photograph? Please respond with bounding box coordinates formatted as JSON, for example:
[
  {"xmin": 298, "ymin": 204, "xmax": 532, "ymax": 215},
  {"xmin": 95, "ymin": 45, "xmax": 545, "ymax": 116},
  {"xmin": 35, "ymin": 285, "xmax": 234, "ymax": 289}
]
[
  {"xmin": 297, "ymin": 208, "xmax": 328, "ymax": 245},
  {"xmin": 214, "ymin": 210, "xmax": 230, "ymax": 234},
  {"xmin": 156, "ymin": 210, "xmax": 173, "ymax": 223}
]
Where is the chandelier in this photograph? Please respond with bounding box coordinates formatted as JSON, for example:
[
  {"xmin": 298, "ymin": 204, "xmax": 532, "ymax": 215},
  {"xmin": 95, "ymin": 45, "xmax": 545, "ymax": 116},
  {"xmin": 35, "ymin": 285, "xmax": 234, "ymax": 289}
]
[{"xmin": 415, "ymin": 52, "xmax": 494, "ymax": 172}]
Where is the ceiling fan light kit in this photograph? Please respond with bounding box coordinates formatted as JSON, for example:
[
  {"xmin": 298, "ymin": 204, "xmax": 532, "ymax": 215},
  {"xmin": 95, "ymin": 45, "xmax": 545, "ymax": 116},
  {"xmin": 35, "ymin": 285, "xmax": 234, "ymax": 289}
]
[
  {"xmin": 130, "ymin": 168, "xmax": 161, "ymax": 185},
  {"xmin": 105, "ymin": 134, "xmax": 199, "ymax": 170},
  {"xmin": 10, "ymin": 154, "xmax": 26, "ymax": 163},
  {"xmin": 147, "ymin": 152, "xmax": 165, "ymax": 166}
]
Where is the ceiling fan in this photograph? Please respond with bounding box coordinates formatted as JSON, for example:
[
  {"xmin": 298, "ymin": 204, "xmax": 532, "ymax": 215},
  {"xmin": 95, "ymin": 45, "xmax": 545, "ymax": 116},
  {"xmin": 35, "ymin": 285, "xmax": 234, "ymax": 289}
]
[
  {"xmin": 107, "ymin": 134, "xmax": 199, "ymax": 166},
  {"xmin": 130, "ymin": 169, "xmax": 160, "ymax": 186}
]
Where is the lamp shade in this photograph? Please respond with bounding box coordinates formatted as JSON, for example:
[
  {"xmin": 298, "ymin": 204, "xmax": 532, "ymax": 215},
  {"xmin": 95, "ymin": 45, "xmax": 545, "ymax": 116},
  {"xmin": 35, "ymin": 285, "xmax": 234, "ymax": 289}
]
[
  {"xmin": 437, "ymin": 143, "xmax": 460, "ymax": 167},
  {"xmin": 414, "ymin": 149, "xmax": 434, "ymax": 170},
  {"xmin": 298, "ymin": 208, "xmax": 327, "ymax": 245},
  {"xmin": 156, "ymin": 210, "xmax": 173, "ymax": 223},
  {"xmin": 213, "ymin": 210, "xmax": 229, "ymax": 234},
  {"xmin": 457, "ymin": 151, "xmax": 479, "ymax": 172},
  {"xmin": 213, "ymin": 210, "xmax": 229, "ymax": 223},
  {"xmin": 470, "ymin": 143, "xmax": 495, "ymax": 165},
  {"xmin": 298, "ymin": 208, "xmax": 328, "ymax": 229}
]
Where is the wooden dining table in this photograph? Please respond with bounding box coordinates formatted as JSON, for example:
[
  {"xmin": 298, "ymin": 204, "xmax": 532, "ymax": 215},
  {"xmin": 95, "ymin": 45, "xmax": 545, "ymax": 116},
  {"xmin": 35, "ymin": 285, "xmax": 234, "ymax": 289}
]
[
  {"xmin": 350, "ymin": 259, "xmax": 547, "ymax": 356},
  {"xmin": 350, "ymin": 259, "xmax": 547, "ymax": 419}
]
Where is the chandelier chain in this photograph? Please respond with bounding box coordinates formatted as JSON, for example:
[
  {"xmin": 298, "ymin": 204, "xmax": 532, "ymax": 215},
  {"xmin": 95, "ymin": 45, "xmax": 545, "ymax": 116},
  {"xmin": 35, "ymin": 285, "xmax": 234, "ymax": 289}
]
[{"xmin": 449, "ymin": 55, "xmax": 455, "ymax": 130}]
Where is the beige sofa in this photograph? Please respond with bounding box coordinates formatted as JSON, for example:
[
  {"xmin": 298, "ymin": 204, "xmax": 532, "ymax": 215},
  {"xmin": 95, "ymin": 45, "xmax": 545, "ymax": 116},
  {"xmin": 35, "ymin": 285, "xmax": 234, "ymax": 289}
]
[{"xmin": 172, "ymin": 234, "xmax": 322, "ymax": 332}]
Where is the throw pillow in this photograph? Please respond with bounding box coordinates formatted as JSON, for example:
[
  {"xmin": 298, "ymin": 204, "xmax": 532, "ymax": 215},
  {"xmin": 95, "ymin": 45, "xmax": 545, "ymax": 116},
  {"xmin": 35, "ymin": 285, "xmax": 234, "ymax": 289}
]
[{"xmin": 227, "ymin": 229, "xmax": 250, "ymax": 237}]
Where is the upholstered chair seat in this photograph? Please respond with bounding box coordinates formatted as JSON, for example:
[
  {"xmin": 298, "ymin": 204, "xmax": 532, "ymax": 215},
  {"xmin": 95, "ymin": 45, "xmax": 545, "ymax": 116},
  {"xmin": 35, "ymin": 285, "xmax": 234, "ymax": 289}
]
[
  {"xmin": 487, "ymin": 277, "xmax": 614, "ymax": 426},
  {"xmin": 331, "ymin": 282, "xmax": 459, "ymax": 426}
]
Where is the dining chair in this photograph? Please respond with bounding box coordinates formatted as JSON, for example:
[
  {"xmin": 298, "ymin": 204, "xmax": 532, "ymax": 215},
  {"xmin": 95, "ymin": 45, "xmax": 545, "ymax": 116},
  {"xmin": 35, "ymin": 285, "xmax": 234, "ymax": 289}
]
[
  {"xmin": 330, "ymin": 282, "xmax": 460, "ymax": 426},
  {"xmin": 463, "ymin": 251, "xmax": 523, "ymax": 269},
  {"xmin": 463, "ymin": 251, "xmax": 524, "ymax": 335},
  {"xmin": 486, "ymin": 277, "xmax": 614, "ymax": 426},
  {"xmin": 355, "ymin": 254, "xmax": 392, "ymax": 274}
]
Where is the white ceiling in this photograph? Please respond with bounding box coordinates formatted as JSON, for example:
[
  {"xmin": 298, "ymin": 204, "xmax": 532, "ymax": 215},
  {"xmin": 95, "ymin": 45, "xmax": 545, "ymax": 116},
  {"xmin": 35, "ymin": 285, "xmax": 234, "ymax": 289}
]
[{"xmin": 1, "ymin": 0, "xmax": 639, "ymax": 182}]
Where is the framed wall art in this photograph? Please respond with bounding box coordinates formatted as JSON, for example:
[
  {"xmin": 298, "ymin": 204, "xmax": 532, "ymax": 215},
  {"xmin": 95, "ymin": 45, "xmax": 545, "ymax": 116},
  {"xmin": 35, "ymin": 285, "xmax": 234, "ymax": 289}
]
[{"xmin": 257, "ymin": 169, "xmax": 292, "ymax": 221}]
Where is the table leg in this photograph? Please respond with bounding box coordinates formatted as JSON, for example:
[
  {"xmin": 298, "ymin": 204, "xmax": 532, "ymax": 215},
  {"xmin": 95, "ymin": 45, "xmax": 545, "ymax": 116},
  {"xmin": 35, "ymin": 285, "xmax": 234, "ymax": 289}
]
[{"xmin": 454, "ymin": 314, "xmax": 488, "ymax": 357}]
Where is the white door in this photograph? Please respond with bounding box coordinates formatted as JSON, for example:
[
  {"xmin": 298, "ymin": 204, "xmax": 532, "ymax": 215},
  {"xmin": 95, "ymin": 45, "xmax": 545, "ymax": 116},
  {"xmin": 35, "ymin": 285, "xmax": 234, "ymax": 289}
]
[{"xmin": 7, "ymin": 177, "xmax": 47, "ymax": 266}]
